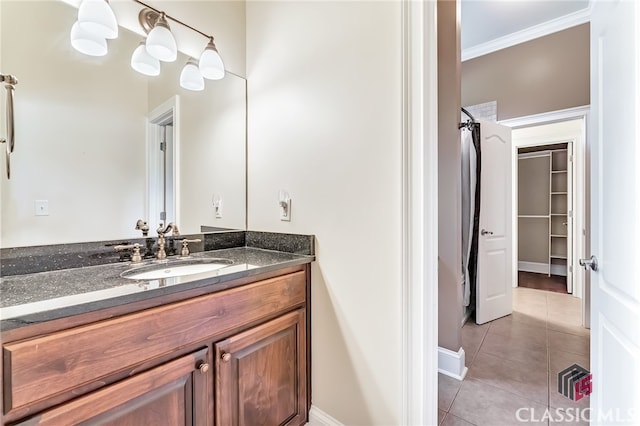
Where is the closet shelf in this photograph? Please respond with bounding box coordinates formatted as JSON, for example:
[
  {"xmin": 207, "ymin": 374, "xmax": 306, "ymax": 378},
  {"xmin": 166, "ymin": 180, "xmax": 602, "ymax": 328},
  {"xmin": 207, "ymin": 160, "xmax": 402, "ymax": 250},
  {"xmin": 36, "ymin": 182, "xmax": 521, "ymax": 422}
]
[
  {"xmin": 518, "ymin": 215, "xmax": 549, "ymax": 219},
  {"xmin": 552, "ymin": 170, "xmax": 568, "ymax": 174},
  {"xmin": 551, "ymin": 192, "xmax": 568, "ymax": 195},
  {"xmin": 550, "ymin": 254, "xmax": 568, "ymax": 259},
  {"xmin": 550, "ymin": 234, "xmax": 567, "ymax": 238},
  {"xmin": 550, "ymin": 213, "xmax": 567, "ymax": 216}
]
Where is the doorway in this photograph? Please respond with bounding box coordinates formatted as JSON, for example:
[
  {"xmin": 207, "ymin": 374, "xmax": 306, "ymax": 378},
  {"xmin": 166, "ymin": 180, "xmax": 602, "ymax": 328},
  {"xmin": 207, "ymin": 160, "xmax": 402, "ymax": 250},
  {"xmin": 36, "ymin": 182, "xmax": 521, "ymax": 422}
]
[
  {"xmin": 147, "ymin": 96, "xmax": 179, "ymax": 228},
  {"xmin": 517, "ymin": 142, "xmax": 573, "ymax": 294},
  {"xmin": 507, "ymin": 117, "xmax": 587, "ymax": 309}
]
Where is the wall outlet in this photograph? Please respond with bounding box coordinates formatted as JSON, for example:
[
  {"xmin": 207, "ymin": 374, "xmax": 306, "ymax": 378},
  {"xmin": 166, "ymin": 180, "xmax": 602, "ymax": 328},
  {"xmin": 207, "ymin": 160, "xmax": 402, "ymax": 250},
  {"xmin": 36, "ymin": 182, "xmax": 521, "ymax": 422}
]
[
  {"xmin": 213, "ymin": 194, "xmax": 223, "ymax": 219},
  {"xmin": 35, "ymin": 200, "xmax": 49, "ymax": 216},
  {"xmin": 279, "ymin": 190, "xmax": 291, "ymax": 221}
]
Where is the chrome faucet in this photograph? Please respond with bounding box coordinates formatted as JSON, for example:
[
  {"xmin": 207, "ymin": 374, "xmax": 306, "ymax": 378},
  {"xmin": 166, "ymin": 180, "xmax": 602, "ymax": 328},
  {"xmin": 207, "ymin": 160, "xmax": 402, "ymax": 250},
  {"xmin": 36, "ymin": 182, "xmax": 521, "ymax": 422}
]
[{"xmin": 156, "ymin": 222, "xmax": 180, "ymax": 260}]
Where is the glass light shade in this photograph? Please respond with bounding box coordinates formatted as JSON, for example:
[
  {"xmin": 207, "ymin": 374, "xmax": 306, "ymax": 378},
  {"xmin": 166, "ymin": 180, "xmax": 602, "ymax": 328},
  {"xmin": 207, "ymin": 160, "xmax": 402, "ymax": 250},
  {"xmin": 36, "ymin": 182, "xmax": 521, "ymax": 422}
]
[
  {"xmin": 198, "ymin": 38, "xmax": 225, "ymax": 80},
  {"xmin": 78, "ymin": 0, "xmax": 118, "ymax": 40},
  {"xmin": 131, "ymin": 42, "xmax": 160, "ymax": 76},
  {"xmin": 145, "ymin": 15, "xmax": 177, "ymax": 62},
  {"xmin": 70, "ymin": 21, "xmax": 108, "ymax": 57},
  {"xmin": 180, "ymin": 59, "xmax": 205, "ymax": 91}
]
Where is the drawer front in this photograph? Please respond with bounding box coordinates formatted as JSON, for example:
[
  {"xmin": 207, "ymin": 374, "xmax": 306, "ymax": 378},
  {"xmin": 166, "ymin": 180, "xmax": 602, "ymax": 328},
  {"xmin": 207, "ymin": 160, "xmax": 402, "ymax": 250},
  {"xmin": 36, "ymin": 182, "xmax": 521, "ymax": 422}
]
[{"xmin": 3, "ymin": 271, "xmax": 305, "ymax": 412}]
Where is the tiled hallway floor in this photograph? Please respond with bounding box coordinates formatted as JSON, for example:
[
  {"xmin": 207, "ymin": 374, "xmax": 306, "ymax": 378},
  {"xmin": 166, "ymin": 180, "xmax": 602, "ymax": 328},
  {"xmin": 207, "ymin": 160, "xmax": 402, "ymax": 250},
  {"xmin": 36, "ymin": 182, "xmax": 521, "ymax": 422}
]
[{"xmin": 438, "ymin": 287, "xmax": 590, "ymax": 425}]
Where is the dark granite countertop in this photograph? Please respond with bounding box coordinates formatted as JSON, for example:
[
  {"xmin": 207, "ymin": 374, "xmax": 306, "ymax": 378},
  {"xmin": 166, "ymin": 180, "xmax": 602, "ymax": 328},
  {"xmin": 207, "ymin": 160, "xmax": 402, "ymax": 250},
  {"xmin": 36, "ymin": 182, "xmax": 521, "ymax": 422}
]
[{"xmin": 0, "ymin": 247, "xmax": 313, "ymax": 331}]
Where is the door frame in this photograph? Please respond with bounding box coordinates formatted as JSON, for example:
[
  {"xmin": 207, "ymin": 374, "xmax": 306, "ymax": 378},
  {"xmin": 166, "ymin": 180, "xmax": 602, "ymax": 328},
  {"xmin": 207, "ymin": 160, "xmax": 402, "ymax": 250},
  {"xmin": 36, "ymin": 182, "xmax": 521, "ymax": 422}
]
[
  {"xmin": 500, "ymin": 106, "xmax": 590, "ymax": 326},
  {"xmin": 147, "ymin": 96, "xmax": 181, "ymax": 229},
  {"xmin": 401, "ymin": 0, "xmax": 439, "ymax": 424}
]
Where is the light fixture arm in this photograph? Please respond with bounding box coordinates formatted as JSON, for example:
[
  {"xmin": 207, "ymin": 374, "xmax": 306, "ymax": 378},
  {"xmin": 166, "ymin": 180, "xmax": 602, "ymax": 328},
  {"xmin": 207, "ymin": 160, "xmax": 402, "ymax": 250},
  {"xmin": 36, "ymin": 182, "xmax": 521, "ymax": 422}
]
[{"xmin": 134, "ymin": 0, "xmax": 212, "ymax": 41}]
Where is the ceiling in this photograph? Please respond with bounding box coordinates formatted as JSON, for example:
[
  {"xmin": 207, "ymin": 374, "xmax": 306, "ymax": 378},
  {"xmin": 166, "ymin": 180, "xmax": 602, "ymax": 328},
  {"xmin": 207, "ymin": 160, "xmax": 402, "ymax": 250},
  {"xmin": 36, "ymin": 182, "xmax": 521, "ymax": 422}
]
[{"xmin": 461, "ymin": 0, "xmax": 591, "ymax": 60}]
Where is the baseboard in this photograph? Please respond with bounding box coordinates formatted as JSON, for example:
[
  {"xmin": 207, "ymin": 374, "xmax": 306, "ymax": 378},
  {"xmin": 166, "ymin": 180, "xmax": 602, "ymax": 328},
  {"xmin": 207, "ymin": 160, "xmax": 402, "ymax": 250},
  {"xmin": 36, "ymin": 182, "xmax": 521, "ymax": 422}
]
[
  {"xmin": 518, "ymin": 261, "xmax": 567, "ymax": 277},
  {"xmin": 438, "ymin": 346, "xmax": 468, "ymax": 381},
  {"xmin": 308, "ymin": 405, "xmax": 344, "ymax": 426}
]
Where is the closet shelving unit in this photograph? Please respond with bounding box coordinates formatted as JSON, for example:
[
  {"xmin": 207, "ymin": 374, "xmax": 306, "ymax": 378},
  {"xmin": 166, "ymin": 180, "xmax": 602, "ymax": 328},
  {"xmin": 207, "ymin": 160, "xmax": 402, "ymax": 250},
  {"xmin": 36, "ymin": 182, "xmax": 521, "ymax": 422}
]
[
  {"xmin": 549, "ymin": 149, "xmax": 569, "ymax": 276},
  {"xmin": 518, "ymin": 147, "xmax": 570, "ymax": 277}
]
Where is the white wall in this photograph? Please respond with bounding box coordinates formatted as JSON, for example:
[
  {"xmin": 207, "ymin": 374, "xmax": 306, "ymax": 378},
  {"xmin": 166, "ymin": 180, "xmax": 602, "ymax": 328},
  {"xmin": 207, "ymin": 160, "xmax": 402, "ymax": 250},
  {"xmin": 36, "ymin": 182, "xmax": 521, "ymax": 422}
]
[{"xmin": 246, "ymin": 2, "xmax": 403, "ymax": 424}]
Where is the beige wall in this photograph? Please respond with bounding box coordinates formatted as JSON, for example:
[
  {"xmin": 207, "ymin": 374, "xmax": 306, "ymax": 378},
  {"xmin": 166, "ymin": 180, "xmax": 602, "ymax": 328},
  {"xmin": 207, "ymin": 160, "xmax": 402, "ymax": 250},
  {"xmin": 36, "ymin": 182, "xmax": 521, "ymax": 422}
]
[
  {"xmin": 518, "ymin": 156, "xmax": 551, "ymax": 263},
  {"xmin": 518, "ymin": 156, "xmax": 550, "ymax": 217},
  {"xmin": 246, "ymin": 1, "xmax": 403, "ymax": 424},
  {"xmin": 462, "ymin": 24, "xmax": 590, "ymax": 120},
  {"xmin": 438, "ymin": 0, "xmax": 463, "ymax": 351}
]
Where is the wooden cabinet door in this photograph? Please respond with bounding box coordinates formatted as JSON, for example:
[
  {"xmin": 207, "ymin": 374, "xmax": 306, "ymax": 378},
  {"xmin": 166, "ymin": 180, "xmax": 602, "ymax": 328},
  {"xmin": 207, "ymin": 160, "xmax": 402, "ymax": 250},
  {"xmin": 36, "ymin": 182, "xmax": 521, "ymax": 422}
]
[
  {"xmin": 215, "ymin": 310, "xmax": 307, "ymax": 426},
  {"xmin": 15, "ymin": 348, "xmax": 211, "ymax": 426}
]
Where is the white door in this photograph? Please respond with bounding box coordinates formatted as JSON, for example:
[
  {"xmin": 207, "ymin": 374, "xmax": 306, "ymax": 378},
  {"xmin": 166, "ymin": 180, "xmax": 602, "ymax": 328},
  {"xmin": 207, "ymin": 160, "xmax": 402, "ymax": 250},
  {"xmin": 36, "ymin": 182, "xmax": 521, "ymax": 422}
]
[
  {"xmin": 588, "ymin": 1, "xmax": 640, "ymax": 424},
  {"xmin": 476, "ymin": 120, "xmax": 513, "ymax": 324}
]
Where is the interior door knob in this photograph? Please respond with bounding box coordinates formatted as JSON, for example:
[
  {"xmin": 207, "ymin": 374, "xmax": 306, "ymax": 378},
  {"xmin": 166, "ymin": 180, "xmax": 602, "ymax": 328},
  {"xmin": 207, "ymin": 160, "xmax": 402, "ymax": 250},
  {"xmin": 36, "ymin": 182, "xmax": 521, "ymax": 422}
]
[
  {"xmin": 579, "ymin": 255, "xmax": 598, "ymax": 271},
  {"xmin": 480, "ymin": 229, "xmax": 493, "ymax": 236}
]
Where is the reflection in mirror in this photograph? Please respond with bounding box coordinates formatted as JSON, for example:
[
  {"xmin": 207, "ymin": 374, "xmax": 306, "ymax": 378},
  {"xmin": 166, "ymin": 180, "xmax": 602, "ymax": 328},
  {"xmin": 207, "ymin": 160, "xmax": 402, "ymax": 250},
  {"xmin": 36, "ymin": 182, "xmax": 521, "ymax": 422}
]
[{"xmin": 0, "ymin": 0, "xmax": 247, "ymax": 248}]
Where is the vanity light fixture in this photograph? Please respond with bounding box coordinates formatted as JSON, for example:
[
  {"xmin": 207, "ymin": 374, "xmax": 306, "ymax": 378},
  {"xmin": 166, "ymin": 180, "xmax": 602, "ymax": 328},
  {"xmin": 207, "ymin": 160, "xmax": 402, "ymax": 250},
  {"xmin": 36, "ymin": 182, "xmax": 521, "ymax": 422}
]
[
  {"xmin": 71, "ymin": 1, "xmax": 227, "ymax": 87},
  {"xmin": 199, "ymin": 37, "xmax": 225, "ymax": 80},
  {"xmin": 131, "ymin": 41, "xmax": 161, "ymax": 76},
  {"xmin": 180, "ymin": 58, "xmax": 205, "ymax": 91},
  {"xmin": 144, "ymin": 12, "xmax": 177, "ymax": 62},
  {"xmin": 77, "ymin": 0, "xmax": 118, "ymax": 40},
  {"xmin": 70, "ymin": 21, "xmax": 108, "ymax": 57}
]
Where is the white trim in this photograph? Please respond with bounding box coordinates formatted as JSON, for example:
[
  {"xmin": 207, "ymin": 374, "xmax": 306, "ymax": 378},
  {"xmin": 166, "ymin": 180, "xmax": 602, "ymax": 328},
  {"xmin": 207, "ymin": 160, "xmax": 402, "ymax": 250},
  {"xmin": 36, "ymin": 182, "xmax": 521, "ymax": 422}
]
[
  {"xmin": 499, "ymin": 105, "xmax": 591, "ymax": 129},
  {"xmin": 518, "ymin": 261, "xmax": 567, "ymax": 277},
  {"xmin": 147, "ymin": 96, "xmax": 181, "ymax": 227},
  {"xmin": 438, "ymin": 347, "xmax": 468, "ymax": 381},
  {"xmin": 401, "ymin": 1, "xmax": 439, "ymax": 425},
  {"xmin": 307, "ymin": 405, "xmax": 344, "ymax": 426},
  {"xmin": 462, "ymin": 6, "xmax": 592, "ymax": 61}
]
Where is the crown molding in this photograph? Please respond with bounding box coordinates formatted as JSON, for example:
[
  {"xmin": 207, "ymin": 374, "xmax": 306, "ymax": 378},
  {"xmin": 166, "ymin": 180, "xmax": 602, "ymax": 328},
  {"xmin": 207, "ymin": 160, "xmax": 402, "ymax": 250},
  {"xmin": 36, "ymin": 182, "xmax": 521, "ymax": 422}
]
[{"xmin": 462, "ymin": 3, "xmax": 593, "ymax": 62}]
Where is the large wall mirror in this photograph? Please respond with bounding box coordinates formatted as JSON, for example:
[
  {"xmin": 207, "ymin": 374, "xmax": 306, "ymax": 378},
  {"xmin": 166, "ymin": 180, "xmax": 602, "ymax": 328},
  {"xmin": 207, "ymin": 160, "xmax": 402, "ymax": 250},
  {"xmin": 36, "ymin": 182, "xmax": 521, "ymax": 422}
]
[{"xmin": 0, "ymin": 0, "xmax": 247, "ymax": 248}]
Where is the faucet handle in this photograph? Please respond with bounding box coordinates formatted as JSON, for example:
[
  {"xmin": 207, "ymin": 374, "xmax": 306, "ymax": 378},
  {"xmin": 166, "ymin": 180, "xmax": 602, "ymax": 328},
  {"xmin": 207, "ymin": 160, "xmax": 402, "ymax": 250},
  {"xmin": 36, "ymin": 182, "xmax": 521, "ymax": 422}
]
[
  {"xmin": 114, "ymin": 243, "xmax": 143, "ymax": 263},
  {"xmin": 179, "ymin": 239, "xmax": 202, "ymax": 257}
]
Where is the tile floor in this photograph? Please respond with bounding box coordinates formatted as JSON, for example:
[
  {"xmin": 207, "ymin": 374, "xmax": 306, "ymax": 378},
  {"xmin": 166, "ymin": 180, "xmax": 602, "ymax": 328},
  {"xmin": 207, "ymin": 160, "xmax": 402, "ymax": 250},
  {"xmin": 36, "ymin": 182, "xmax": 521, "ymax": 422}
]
[{"xmin": 438, "ymin": 287, "xmax": 590, "ymax": 425}]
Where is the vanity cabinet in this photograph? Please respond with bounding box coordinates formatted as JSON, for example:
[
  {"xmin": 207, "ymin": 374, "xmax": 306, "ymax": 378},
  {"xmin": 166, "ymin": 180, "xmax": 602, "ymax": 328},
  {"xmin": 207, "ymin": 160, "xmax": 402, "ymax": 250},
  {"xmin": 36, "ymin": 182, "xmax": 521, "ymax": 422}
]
[
  {"xmin": 1, "ymin": 265, "xmax": 311, "ymax": 426},
  {"xmin": 14, "ymin": 348, "xmax": 211, "ymax": 426},
  {"xmin": 216, "ymin": 310, "xmax": 306, "ymax": 426}
]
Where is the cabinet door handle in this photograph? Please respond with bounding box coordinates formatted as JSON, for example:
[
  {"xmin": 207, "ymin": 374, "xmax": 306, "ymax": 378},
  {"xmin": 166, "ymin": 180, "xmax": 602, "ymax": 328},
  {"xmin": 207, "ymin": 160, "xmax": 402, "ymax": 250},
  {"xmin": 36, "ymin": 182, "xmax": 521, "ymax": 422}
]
[
  {"xmin": 221, "ymin": 352, "xmax": 231, "ymax": 362},
  {"xmin": 198, "ymin": 362, "xmax": 210, "ymax": 374}
]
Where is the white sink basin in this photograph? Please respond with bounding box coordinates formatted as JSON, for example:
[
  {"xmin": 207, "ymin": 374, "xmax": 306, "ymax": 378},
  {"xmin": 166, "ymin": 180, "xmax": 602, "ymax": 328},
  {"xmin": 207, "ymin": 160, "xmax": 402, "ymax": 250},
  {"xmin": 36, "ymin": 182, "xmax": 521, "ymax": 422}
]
[{"xmin": 121, "ymin": 258, "xmax": 233, "ymax": 280}]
